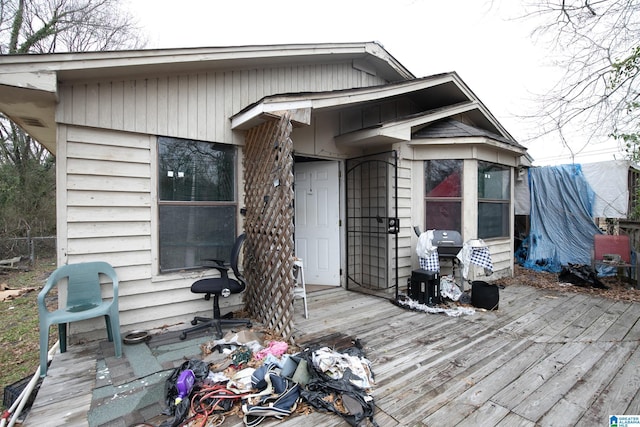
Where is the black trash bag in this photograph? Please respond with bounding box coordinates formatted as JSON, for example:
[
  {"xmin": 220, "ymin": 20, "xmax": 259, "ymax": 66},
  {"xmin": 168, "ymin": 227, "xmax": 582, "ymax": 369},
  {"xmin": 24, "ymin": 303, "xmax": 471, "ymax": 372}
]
[
  {"xmin": 158, "ymin": 359, "xmax": 210, "ymax": 427},
  {"xmin": 341, "ymin": 339, "xmax": 368, "ymax": 359},
  {"xmin": 298, "ymin": 346, "xmax": 378, "ymax": 427},
  {"xmin": 559, "ymin": 263, "xmax": 609, "ymax": 289}
]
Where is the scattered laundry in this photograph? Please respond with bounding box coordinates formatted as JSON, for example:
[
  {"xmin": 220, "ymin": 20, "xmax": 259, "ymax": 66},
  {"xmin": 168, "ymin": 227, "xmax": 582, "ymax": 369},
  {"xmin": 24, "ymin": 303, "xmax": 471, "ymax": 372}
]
[
  {"xmin": 254, "ymin": 340, "xmax": 288, "ymax": 360},
  {"xmin": 158, "ymin": 331, "xmax": 377, "ymax": 427}
]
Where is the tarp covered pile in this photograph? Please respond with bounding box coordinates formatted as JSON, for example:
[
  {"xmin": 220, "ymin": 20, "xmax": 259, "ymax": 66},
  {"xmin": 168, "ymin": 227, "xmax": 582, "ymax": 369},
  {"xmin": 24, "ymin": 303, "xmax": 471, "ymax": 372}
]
[{"xmin": 518, "ymin": 164, "xmax": 604, "ymax": 273}]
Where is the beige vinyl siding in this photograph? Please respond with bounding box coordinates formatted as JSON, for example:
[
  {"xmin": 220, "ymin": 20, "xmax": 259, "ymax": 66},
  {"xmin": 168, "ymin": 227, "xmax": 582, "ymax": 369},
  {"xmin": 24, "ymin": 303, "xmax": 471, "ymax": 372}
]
[
  {"xmin": 58, "ymin": 125, "xmax": 148, "ymax": 335},
  {"xmin": 58, "ymin": 125, "xmax": 235, "ymax": 336},
  {"xmin": 57, "ymin": 62, "xmax": 388, "ymax": 145},
  {"xmin": 63, "ymin": 126, "xmax": 152, "ymax": 263},
  {"xmin": 482, "ymin": 240, "xmax": 513, "ymax": 280},
  {"xmin": 394, "ymin": 153, "xmax": 414, "ymax": 288}
]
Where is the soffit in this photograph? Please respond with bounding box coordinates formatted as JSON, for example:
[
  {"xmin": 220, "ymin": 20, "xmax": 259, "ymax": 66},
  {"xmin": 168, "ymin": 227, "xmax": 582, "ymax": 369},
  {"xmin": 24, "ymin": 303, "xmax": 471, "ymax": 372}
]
[{"xmin": 231, "ymin": 74, "xmax": 467, "ymax": 130}]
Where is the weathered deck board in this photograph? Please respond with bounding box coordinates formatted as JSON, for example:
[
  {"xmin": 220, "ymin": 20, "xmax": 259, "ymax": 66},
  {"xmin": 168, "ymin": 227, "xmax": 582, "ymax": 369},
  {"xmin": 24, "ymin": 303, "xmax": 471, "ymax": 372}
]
[
  {"xmin": 540, "ymin": 340, "xmax": 638, "ymax": 425},
  {"xmin": 575, "ymin": 340, "xmax": 640, "ymax": 426},
  {"xmin": 422, "ymin": 340, "xmax": 562, "ymax": 426},
  {"xmin": 510, "ymin": 341, "xmax": 612, "ymax": 421},
  {"xmin": 531, "ymin": 293, "xmax": 596, "ymax": 342},
  {"xmin": 494, "ymin": 411, "xmax": 537, "ymax": 427},
  {"xmin": 25, "ymin": 283, "xmax": 640, "ymax": 427},
  {"xmin": 26, "ymin": 342, "xmax": 98, "ymax": 426}
]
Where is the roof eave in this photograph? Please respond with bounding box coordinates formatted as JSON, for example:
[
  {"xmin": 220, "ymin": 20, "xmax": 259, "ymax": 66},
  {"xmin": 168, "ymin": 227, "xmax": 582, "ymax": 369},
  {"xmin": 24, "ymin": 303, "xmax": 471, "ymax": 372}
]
[
  {"xmin": 0, "ymin": 42, "xmax": 413, "ymax": 82},
  {"xmin": 409, "ymin": 136, "xmax": 528, "ymax": 156},
  {"xmin": 231, "ymin": 74, "xmax": 458, "ymax": 130},
  {"xmin": 0, "ymin": 75, "xmax": 58, "ymax": 153}
]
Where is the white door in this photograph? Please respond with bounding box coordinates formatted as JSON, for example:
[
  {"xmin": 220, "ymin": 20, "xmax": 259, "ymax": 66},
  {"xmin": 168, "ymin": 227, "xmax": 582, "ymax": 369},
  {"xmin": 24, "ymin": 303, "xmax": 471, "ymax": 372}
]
[{"xmin": 294, "ymin": 161, "xmax": 340, "ymax": 286}]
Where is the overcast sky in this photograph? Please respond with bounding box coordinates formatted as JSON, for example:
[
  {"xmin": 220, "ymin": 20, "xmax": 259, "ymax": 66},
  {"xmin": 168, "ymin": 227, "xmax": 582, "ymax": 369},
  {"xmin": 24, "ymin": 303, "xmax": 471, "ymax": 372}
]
[{"xmin": 126, "ymin": 0, "xmax": 624, "ymax": 166}]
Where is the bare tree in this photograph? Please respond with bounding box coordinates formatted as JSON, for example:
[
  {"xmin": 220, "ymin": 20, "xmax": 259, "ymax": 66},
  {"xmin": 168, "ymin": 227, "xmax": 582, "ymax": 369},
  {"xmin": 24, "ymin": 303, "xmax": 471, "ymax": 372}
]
[
  {"xmin": 514, "ymin": 0, "xmax": 639, "ymax": 159},
  {"xmin": 1, "ymin": 0, "xmax": 146, "ymax": 54},
  {"xmin": 0, "ymin": 0, "xmax": 146, "ymax": 235}
]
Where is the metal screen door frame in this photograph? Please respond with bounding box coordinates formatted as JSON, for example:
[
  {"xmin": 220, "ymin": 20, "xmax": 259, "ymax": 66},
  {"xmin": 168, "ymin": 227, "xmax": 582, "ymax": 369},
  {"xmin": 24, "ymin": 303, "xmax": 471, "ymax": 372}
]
[{"xmin": 346, "ymin": 150, "xmax": 399, "ymax": 299}]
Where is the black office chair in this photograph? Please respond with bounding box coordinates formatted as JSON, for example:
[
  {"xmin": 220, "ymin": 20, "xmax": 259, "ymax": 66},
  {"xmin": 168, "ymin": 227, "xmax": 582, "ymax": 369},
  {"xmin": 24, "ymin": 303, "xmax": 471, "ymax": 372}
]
[{"xmin": 179, "ymin": 234, "xmax": 252, "ymax": 340}]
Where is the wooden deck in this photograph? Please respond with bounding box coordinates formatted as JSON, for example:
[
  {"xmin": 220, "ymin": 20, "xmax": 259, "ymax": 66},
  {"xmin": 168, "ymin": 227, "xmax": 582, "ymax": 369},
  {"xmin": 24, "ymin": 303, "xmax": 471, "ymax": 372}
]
[{"xmin": 25, "ymin": 283, "xmax": 640, "ymax": 426}]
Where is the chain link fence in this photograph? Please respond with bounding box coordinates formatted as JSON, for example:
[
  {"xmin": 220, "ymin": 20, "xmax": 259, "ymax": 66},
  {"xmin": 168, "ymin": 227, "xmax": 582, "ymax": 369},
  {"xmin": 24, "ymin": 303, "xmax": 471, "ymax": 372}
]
[{"xmin": 0, "ymin": 234, "xmax": 56, "ymax": 265}]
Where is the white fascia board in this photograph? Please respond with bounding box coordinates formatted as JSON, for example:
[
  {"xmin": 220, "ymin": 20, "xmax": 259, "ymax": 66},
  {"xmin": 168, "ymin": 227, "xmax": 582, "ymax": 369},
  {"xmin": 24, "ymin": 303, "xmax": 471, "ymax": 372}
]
[
  {"xmin": 0, "ymin": 71, "xmax": 57, "ymax": 93},
  {"xmin": 231, "ymin": 100, "xmax": 312, "ymax": 129},
  {"xmin": 0, "ymin": 43, "xmax": 379, "ymax": 80},
  {"xmin": 409, "ymin": 136, "xmax": 528, "ymax": 155}
]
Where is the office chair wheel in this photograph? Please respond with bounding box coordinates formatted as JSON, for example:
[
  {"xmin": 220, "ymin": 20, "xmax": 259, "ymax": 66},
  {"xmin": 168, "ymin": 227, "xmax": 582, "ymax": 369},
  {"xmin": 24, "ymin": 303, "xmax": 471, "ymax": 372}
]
[
  {"xmin": 246, "ymin": 321, "xmax": 252, "ymax": 328},
  {"xmin": 179, "ymin": 332, "xmax": 187, "ymax": 340},
  {"xmin": 190, "ymin": 319, "xmax": 198, "ymax": 325}
]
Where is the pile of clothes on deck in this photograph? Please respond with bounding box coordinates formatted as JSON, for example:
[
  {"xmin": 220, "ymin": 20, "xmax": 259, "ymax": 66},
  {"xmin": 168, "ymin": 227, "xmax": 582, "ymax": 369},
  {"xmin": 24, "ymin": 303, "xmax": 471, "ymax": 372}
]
[{"xmin": 158, "ymin": 331, "xmax": 377, "ymax": 427}]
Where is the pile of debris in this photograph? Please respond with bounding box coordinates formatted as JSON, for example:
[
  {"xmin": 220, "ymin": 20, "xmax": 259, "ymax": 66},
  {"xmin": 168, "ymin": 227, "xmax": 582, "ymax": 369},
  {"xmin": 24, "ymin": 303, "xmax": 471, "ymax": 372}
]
[
  {"xmin": 158, "ymin": 330, "xmax": 376, "ymax": 427},
  {"xmin": 494, "ymin": 264, "xmax": 640, "ymax": 303}
]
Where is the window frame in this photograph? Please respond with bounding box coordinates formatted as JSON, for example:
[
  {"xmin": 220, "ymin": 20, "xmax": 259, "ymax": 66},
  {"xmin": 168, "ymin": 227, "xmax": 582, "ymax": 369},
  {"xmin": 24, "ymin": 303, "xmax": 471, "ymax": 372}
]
[
  {"xmin": 424, "ymin": 159, "xmax": 463, "ymax": 233},
  {"xmin": 477, "ymin": 161, "xmax": 511, "ymax": 239},
  {"xmin": 156, "ymin": 136, "xmax": 238, "ymax": 273}
]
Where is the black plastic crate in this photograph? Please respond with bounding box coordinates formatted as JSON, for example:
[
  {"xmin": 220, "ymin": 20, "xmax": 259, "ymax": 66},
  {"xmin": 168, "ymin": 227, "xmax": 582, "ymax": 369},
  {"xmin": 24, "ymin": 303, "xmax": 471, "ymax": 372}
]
[
  {"xmin": 409, "ymin": 269, "xmax": 441, "ymax": 305},
  {"xmin": 3, "ymin": 375, "xmax": 43, "ymax": 409}
]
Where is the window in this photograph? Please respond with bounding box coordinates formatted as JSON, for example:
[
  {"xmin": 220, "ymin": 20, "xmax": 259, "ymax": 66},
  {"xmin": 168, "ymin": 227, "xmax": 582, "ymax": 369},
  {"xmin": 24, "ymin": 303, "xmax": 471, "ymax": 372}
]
[
  {"xmin": 158, "ymin": 137, "xmax": 237, "ymax": 272},
  {"xmin": 478, "ymin": 161, "xmax": 510, "ymax": 239},
  {"xmin": 424, "ymin": 160, "xmax": 462, "ymax": 232}
]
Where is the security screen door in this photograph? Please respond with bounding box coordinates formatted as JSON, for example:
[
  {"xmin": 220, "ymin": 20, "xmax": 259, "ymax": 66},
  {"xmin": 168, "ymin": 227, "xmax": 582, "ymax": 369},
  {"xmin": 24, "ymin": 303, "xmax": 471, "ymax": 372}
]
[{"xmin": 346, "ymin": 151, "xmax": 399, "ymax": 298}]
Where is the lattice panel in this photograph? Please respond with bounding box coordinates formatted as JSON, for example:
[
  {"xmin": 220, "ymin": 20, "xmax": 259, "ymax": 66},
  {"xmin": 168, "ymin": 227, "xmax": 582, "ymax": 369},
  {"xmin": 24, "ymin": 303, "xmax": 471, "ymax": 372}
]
[{"xmin": 243, "ymin": 113, "xmax": 296, "ymax": 339}]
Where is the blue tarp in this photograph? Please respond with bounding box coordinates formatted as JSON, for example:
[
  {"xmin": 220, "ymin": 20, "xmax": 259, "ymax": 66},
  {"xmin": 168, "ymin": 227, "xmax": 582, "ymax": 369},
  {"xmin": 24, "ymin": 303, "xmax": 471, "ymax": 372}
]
[{"xmin": 519, "ymin": 164, "xmax": 603, "ymax": 273}]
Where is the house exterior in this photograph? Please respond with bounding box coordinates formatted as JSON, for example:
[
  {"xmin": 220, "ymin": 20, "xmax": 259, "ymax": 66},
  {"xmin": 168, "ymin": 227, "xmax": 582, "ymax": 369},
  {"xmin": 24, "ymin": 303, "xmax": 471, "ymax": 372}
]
[{"xmin": 0, "ymin": 42, "xmax": 528, "ymax": 338}]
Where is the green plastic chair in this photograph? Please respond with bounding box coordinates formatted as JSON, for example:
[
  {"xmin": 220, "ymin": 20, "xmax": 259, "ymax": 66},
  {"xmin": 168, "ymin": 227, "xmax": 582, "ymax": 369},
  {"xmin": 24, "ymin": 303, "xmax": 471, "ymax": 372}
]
[{"xmin": 38, "ymin": 261, "xmax": 122, "ymax": 376}]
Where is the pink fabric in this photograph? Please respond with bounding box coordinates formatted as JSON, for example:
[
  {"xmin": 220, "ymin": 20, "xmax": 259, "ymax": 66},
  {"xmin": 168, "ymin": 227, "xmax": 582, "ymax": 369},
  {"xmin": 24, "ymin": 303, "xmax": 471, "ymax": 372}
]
[{"xmin": 255, "ymin": 341, "xmax": 289, "ymax": 360}]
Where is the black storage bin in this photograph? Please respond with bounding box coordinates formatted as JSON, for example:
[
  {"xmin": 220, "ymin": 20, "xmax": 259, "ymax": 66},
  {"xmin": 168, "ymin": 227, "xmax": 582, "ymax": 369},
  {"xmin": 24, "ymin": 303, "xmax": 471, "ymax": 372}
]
[
  {"xmin": 471, "ymin": 281, "xmax": 499, "ymax": 310},
  {"xmin": 409, "ymin": 269, "xmax": 441, "ymax": 306},
  {"xmin": 3, "ymin": 375, "xmax": 42, "ymax": 409}
]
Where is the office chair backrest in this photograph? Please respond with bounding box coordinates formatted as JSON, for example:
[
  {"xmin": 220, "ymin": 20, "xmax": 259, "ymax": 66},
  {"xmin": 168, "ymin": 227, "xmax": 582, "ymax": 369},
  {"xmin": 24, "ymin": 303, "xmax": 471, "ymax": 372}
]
[{"xmin": 230, "ymin": 234, "xmax": 246, "ymax": 281}]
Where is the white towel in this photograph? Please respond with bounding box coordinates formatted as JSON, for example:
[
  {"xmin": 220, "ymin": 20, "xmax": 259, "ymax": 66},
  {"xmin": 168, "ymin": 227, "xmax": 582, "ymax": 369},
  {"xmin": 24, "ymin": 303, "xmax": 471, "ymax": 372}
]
[{"xmin": 416, "ymin": 229, "xmax": 437, "ymax": 258}]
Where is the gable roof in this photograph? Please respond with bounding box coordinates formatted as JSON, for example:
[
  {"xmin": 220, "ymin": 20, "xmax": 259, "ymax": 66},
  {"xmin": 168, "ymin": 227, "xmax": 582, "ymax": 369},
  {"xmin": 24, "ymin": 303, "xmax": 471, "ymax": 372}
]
[{"xmin": 233, "ymin": 72, "xmax": 520, "ymax": 149}]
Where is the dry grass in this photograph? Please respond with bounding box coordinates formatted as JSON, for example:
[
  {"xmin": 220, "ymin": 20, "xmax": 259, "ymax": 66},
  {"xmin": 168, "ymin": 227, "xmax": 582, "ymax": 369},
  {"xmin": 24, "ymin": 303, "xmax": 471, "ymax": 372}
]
[{"xmin": 0, "ymin": 257, "xmax": 57, "ymax": 409}]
